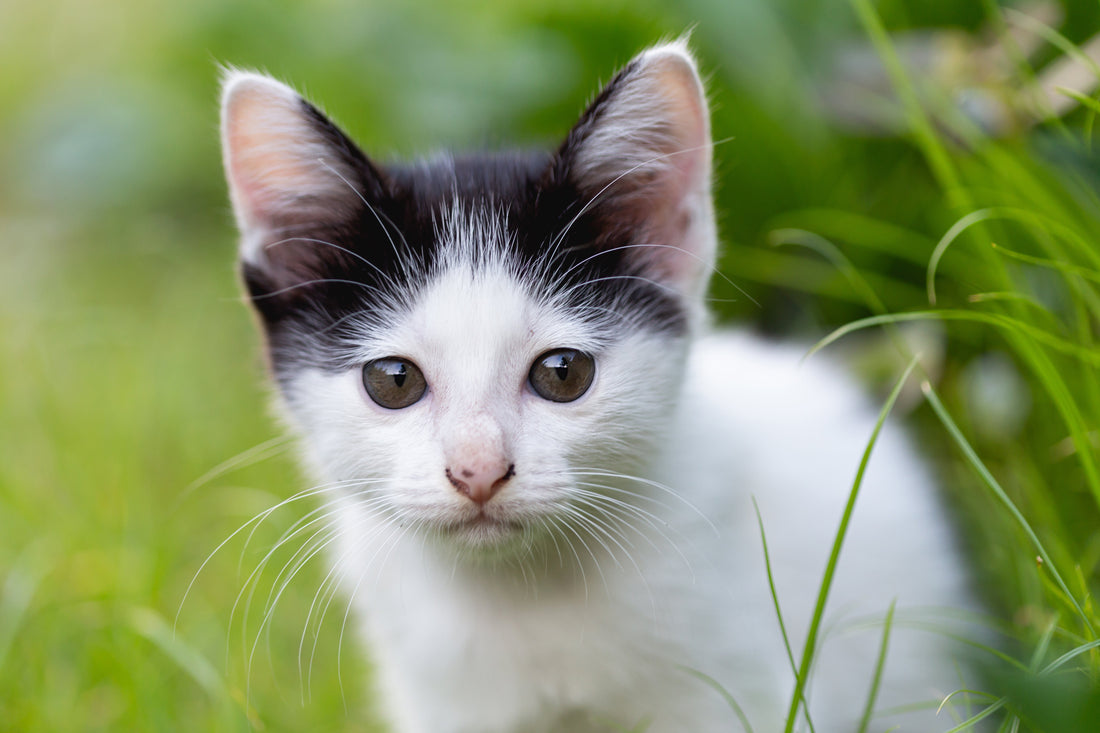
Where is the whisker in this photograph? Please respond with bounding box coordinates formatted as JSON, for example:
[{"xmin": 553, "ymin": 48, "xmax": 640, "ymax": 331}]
[
  {"xmin": 548, "ymin": 241, "xmax": 760, "ymax": 309},
  {"xmin": 240, "ymin": 492, "xmax": 389, "ymax": 702},
  {"xmin": 334, "ymin": 512, "xmax": 422, "ymax": 710},
  {"xmin": 558, "ymin": 504, "xmax": 627, "ymax": 573},
  {"xmin": 304, "ymin": 511, "xmax": 395, "ymax": 700},
  {"xmin": 317, "ymin": 158, "xmax": 407, "ymax": 259},
  {"xmin": 571, "ymin": 487, "xmax": 671, "ymax": 546},
  {"xmin": 567, "ymin": 498, "xmax": 659, "ymax": 621},
  {"xmin": 555, "ymin": 273, "xmax": 684, "ymax": 304},
  {"xmin": 263, "ymin": 236, "xmax": 390, "ymax": 282},
  {"xmin": 546, "ymin": 513, "xmax": 589, "ymax": 603},
  {"xmin": 174, "ymin": 434, "xmax": 294, "ymax": 507},
  {"xmin": 247, "ymin": 277, "xmax": 386, "ymax": 302},
  {"xmin": 549, "ymin": 141, "xmax": 718, "ymax": 252},
  {"xmin": 571, "ymin": 485, "xmax": 696, "ymax": 584},
  {"xmin": 566, "ymin": 468, "xmax": 719, "ymax": 536},
  {"xmin": 237, "ymin": 480, "xmax": 386, "ymax": 573},
  {"xmin": 556, "ymin": 515, "xmax": 610, "ymax": 598},
  {"xmin": 175, "ymin": 478, "xmax": 375, "ymax": 633},
  {"xmin": 249, "ymin": 506, "xmax": 400, "ymax": 708}
]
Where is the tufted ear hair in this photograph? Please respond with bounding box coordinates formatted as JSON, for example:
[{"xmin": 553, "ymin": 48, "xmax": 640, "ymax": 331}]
[
  {"xmin": 554, "ymin": 40, "xmax": 716, "ymax": 303},
  {"xmin": 220, "ymin": 70, "xmax": 387, "ymax": 292}
]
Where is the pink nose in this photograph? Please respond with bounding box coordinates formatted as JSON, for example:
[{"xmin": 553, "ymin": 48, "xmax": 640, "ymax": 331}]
[{"xmin": 446, "ymin": 460, "xmax": 515, "ymax": 505}]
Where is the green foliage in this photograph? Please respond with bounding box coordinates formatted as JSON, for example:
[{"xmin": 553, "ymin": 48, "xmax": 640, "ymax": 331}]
[{"xmin": 3, "ymin": 0, "xmax": 1100, "ymax": 730}]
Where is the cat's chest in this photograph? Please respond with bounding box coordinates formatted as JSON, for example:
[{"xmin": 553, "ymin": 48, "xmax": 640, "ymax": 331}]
[
  {"xmin": 365, "ymin": 545, "xmax": 674, "ymax": 661},
  {"xmin": 356, "ymin": 545, "xmax": 698, "ymax": 730}
]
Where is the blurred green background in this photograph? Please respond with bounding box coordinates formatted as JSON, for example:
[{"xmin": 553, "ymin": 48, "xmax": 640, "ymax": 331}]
[{"xmin": 4, "ymin": 0, "xmax": 1100, "ymax": 730}]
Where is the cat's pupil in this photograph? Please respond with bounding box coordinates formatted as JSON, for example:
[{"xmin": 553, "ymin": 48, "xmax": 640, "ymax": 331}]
[
  {"xmin": 554, "ymin": 358, "xmax": 568, "ymax": 381},
  {"xmin": 392, "ymin": 364, "xmax": 407, "ymax": 388}
]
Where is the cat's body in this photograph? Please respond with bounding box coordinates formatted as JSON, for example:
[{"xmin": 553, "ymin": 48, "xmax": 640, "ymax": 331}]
[
  {"xmin": 331, "ymin": 332, "xmax": 971, "ymax": 733},
  {"xmin": 220, "ymin": 42, "xmax": 977, "ymax": 732}
]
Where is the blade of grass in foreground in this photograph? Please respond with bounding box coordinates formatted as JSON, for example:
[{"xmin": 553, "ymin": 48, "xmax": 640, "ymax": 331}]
[
  {"xmin": 677, "ymin": 666, "xmax": 756, "ymax": 733},
  {"xmin": 0, "ymin": 543, "xmax": 50, "ymax": 671},
  {"xmin": 856, "ymin": 600, "xmax": 896, "ymax": 733},
  {"xmin": 921, "ymin": 382, "xmax": 1095, "ymax": 637},
  {"xmin": 805, "ymin": 310, "xmax": 1100, "ymax": 369},
  {"xmin": 128, "ymin": 606, "xmax": 228, "ymax": 699},
  {"xmin": 753, "ymin": 498, "xmax": 814, "ymax": 733},
  {"xmin": 939, "ymin": 696, "xmax": 1007, "ymax": 732},
  {"xmin": 806, "ymin": 310, "xmax": 1100, "ymax": 513},
  {"xmin": 782, "ymin": 356, "xmax": 919, "ymax": 733},
  {"xmin": 1041, "ymin": 638, "xmax": 1100, "ymax": 674}
]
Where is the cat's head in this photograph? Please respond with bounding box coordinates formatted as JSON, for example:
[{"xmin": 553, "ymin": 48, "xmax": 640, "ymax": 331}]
[{"xmin": 220, "ymin": 42, "xmax": 716, "ymax": 554}]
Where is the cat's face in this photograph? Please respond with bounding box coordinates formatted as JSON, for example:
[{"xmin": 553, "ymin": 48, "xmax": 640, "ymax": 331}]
[{"xmin": 221, "ymin": 42, "xmax": 715, "ymax": 552}]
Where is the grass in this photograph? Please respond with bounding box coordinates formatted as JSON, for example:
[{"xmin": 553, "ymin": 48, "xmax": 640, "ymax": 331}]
[
  {"xmin": 3, "ymin": 0, "xmax": 1100, "ymax": 731},
  {"xmin": 761, "ymin": 4, "xmax": 1100, "ymax": 729}
]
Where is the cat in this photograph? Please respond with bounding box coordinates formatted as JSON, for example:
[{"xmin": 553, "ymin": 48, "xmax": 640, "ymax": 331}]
[{"xmin": 219, "ymin": 40, "xmax": 980, "ymax": 733}]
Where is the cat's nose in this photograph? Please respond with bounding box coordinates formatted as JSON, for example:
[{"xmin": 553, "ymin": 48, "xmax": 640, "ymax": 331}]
[{"xmin": 446, "ymin": 459, "xmax": 515, "ymax": 505}]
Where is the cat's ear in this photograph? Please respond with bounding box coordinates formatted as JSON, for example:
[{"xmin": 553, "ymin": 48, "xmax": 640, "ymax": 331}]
[
  {"xmin": 555, "ymin": 41, "xmax": 715, "ymax": 301},
  {"xmin": 220, "ymin": 70, "xmax": 381, "ymax": 278}
]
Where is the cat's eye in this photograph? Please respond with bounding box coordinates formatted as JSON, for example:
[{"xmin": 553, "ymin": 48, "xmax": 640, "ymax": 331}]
[
  {"xmin": 362, "ymin": 358, "xmax": 427, "ymax": 409},
  {"xmin": 528, "ymin": 349, "xmax": 595, "ymax": 403}
]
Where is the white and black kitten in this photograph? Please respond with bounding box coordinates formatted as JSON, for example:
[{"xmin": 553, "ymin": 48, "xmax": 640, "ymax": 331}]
[{"xmin": 220, "ymin": 41, "xmax": 977, "ymax": 733}]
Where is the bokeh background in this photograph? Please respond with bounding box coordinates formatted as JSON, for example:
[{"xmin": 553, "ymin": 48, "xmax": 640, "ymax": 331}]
[{"xmin": 4, "ymin": 0, "xmax": 1100, "ymax": 730}]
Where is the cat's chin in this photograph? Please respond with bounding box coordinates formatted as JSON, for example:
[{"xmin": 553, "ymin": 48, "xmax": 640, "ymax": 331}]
[{"xmin": 436, "ymin": 513, "xmax": 531, "ymax": 553}]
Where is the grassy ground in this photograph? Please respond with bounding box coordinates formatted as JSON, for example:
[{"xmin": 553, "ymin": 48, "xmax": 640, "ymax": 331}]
[{"xmin": 3, "ymin": 0, "xmax": 1100, "ymax": 731}]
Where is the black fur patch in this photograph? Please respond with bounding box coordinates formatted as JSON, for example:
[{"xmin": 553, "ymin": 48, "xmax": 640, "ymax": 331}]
[{"xmin": 243, "ymin": 87, "xmax": 688, "ymax": 381}]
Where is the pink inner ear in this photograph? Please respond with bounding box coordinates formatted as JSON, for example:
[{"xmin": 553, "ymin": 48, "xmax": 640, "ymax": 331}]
[
  {"xmin": 645, "ymin": 51, "xmax": 710, "ymax": 187},
  {"xmin": 562, "ymin": 44, "xmax": 716, "ymax": 301},
  {"xmin": 597, "ymin": 46, "xmax": 715, "ymax": 300},
  {"xmin": 221, "ymin": 74, "xmax": 354, "ymax": 238}
]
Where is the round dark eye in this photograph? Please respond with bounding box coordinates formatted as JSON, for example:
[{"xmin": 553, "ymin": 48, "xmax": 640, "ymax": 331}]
[
  {"xmin": 362, "ymin": 358, "xmax": 427, "ymax": 409},
  {"xmin": 528, "ymin": 349, "xmax": 595, "ymax": 403}
]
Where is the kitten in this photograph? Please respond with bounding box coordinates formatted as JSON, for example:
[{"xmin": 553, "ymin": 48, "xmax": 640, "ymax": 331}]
[{"xmin": 220, "ymin": 41, "xmax": 978, "ymax": 733}]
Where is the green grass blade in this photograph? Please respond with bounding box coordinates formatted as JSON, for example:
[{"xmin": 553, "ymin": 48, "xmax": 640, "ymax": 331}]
[
  {"xmin": 921, "ymin": 382, "xmax": 1095, "ymax": 636},
  {"xmin": 770, "ymin": 228, "xmax": 888, "ymax": 315},
  {"xmin": 1027, "ymin": 612, "xmax": 1060, "ymax": 671},
  {"xmin": 848, "ymin": 0, "xmax": 968, "ymax": 212},
  {"xmin": 0, "ymin": 543, "xmax": 51, "ymax": 672},
  {"xmin": 768, "ymin": 208, "xmax": 937, "ymax": 265},
  {"xmin": 751, "ymin": 498, "xmax": 815, "ymax": 733},
  {"xmin": 1005, "ymin": 331, "xmax": 1100, "ymax": 513},
  {"xmin": 783, "ymin": 356, "xmax": 920, "ymax": 733},
  {"xmin": 806, "ymin": 310, "xmax": 1100, "ymax": 368},
  {"xmin": 1005, "ymin": 9, "xmax": 1100, "ymax": 81},
  {"xmin": 1040, "ymin": 639, "xmax": 1100, "ymax": 675},
  {"xmin": 938, "ymin": 696, "xmax": 1007, "ymax": 733},
  {"xmin": 677, "ymin": 666, "xmax": 755, "ymax": 733},
  {"xmin": 990, "ymin": 241, "xmax": 1100, "ymax": 287},
  {"xmin": 927, "ymin": 208, "xmax": 1038, "ymax": 305},
  {"xmin": 752, "ymin": 498, "xmax": 799, "ymax": 677},
  {"xmin": 856, "ymin": 600, "xmax": 896, "ymax": 733},
  {"xmin": 1056, "ymin": 87, "xmax": 1100, "ymax": 117},
  {"xmin": 128, "ymin": 606, "xmax": 228, "ymax": 700}
]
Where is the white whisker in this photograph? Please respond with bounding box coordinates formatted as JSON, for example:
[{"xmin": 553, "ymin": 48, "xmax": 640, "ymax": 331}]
[
  {"xmin": 317, "ymin": 158, "xmax": 408, "ymax": 259},
  {"xmin": 175, "ymin": 478, "xmax": 374, "ymax": 633},
  {"xmin": 264, "ymin": 235, "xmax": 390, "ymax": 281}
]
